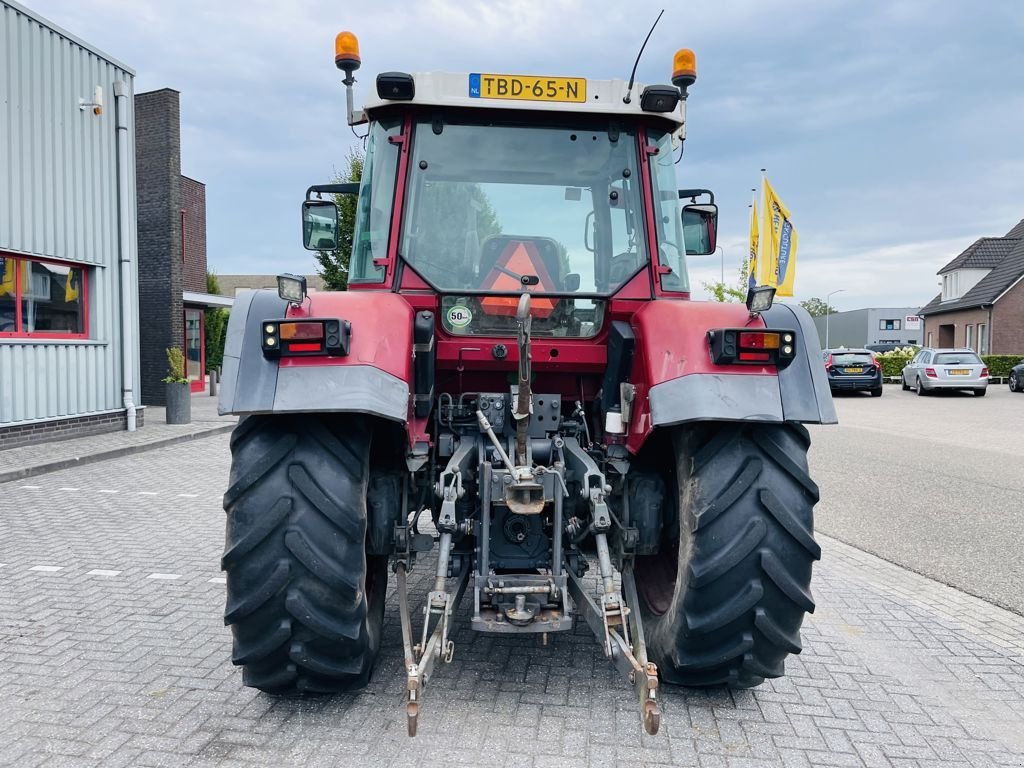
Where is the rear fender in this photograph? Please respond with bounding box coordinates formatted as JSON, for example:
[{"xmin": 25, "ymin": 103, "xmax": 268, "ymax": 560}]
[
  {"xmin": 219, "ymin": 290, "xmax": 414, "ymax": 423},
  {"xmin": 626, "ymin": 300, "xmax": 836, "ymax": 454}
]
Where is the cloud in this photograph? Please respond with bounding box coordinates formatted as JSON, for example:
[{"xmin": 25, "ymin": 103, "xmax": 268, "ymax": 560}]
[{"xmin": 23, "ymin": 0, "xmax": 1024, "ymax": 302}]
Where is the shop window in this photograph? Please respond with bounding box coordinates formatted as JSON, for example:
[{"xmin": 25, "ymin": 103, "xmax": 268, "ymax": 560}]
[{"xmin": 0, "ymin": 255, "xmax": 87, "ymax": 338}]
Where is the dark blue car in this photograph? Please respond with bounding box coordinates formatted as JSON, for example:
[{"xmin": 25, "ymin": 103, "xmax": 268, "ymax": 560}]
[
  {"xmin": 822, "ymin": 348, "xmax": 883, "ymax": 397},
  {"xmin": 1010, "ymin": 360, "xmax": 1024, "ymax": 393}
]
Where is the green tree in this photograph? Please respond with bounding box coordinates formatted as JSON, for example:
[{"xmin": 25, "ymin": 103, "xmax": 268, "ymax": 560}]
[
  {"xmin": 799, "ymin": 297, "xmax": 838, "ymax": 317},
  {"xmin": 205, "ymin": 271, "xmax": 229, "ymax": 374},
  {"xmin": 315, "ymin": 149, "xmax": 364, "ymax": 291},
  {"xmin": 703, "ymin": 258, "xmax": 750, "ymax": 302}
]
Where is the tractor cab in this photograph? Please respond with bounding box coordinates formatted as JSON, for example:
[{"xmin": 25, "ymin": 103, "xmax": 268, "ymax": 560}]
[{"xmin": 302, "ymin": 41, "xmax": 718, "ymax": 345}]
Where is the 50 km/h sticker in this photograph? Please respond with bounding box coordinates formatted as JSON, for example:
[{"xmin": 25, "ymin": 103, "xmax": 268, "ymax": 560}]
[
  {"xmin": 446, "ymin": 305, "xmax": 473, "ymax": 328},
  {"xmin": 469, "ymin": 73, "xmax": 587, "ymax": 103}
]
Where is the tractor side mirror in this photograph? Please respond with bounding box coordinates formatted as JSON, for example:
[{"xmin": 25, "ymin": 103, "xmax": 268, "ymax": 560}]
[
  {"xmin": 302, "ymin": 200, "xmax": 340, "ymax": 251},
  {"xmin": 563, "ymin": 273, "xmax": 581, "ymax": 292},
  {"xmin": 681, "ymin": 203, "xmax": 717, "ymax": 256}
]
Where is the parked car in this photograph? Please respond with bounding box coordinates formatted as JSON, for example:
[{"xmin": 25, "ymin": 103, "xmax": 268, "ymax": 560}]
[
  {"xmin": 901, "ymin": 348, "xmax": 988, "ymax": 396},
  {"xmin": 823, "ymin": 348, "xmax": 883, "ymax": 396},
  {"xmin": 1010, "ymin": 360, "xmax": 1024, "ymax": 393}
]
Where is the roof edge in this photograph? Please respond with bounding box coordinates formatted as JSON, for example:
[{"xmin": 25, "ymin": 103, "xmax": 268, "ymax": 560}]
[{"xmin": 4, "ymin": 0, "xmax": 136, "ymax": 75}]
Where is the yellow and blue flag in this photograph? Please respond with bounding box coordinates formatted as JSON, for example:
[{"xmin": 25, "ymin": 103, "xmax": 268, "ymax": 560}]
[
  {"xmin": 748, "ymin": 197, "xmax": 759, "ymax": 289},
  {"xmin": 64, "ymin": 269, "xmax": 80, "ymax": 303},
  {"xmin": 0, "ymin": 257, "xmax": 15, "ymax": 297},
  {"xmin": 761, "ymin": 177, "xmax": 799, "ymax": 296}
]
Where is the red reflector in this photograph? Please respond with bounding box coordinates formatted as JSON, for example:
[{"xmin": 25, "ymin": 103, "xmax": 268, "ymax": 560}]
[
  {"xmin": 280, "ymin": 322, "xmax": 324, "ymax": 340},
  {"xmin": 739, "ymin": 332, "xmax": 780, "ymax": 349},
  {"xmin": 288, "ymin": 342, "xmax": 322, "ymax": 353},
  {"xmin": 738, "ymin": 351, "xmax": 770, "ymax": 362}
]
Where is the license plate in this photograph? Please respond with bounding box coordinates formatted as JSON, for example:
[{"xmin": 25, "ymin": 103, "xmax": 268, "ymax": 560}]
[
  {"xmin": 845, "ymin": 367, "xmax": 863, "ymax": 374},
  {"xmin": 949, "ymin": 369, "xmax": 970, "ymax": 375},
  {"xmin": 469, "ymin": 73, "xmax": 587, "ymax": 103}
]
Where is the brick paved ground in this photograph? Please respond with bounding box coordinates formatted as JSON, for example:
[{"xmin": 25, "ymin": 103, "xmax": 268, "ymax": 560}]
[{"xmin": 1, "ymin": 435, "xmax": 1023, "ymax": 767}]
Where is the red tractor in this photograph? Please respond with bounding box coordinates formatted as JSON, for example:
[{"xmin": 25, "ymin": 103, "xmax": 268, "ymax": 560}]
[{"xmin": 218, "ymin": 32, "xmax": 836, "ymax": 736}]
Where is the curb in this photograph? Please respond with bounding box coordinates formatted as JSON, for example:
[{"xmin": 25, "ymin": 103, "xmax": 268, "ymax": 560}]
[{"xmin": 0, "ymin": 423, "xmax": 236, "ymax": 485}]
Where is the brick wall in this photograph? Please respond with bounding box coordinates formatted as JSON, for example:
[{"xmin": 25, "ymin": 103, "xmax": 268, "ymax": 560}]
[
  {"xmin": 993, "ymin": 277, "xmax": 1024, "ymax": 354},
  {"xmin": 0, "ymin": 408, "xmax": 145, "ymax": 451},
  {"xmin": 135, "ymin": 89, "xmax": 183, "ymax": 406},
  {"xmin": 922, "ymin": 307, "xmax": 991, "ymax": 350},
  {"xmin": 181, "ymin": 176, "xmax": 207, "ymax": 293}
]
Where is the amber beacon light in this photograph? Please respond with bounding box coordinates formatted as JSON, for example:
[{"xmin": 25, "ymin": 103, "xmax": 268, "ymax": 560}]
[
  {"xmin": 672, "ymin": 48, "xmax": 697, "ymax": 96},
  {"xmin": 335, "ymin": 31, "xmax": 361, "ymax": 75}
]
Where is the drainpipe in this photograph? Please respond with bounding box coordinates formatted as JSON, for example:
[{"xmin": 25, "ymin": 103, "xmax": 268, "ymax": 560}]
[{"xmin": 113, "ymin": 81, "xmax": 137, "ymax": 431}]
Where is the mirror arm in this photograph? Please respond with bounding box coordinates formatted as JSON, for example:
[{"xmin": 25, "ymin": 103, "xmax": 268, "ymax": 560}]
[
  {"xmin": 677, "ymin": 188, "xmax": 714, "ymax": 204},
  {"xmin": 306, "ymin": 182, "xmax": 360, "ymax": 200}
]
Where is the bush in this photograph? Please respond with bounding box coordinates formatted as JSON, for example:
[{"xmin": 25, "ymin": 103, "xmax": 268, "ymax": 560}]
[
  {"xmin": 982, "ymin": 355, "xmax": 1024, "ymax": 378},
  {"xmin": 877, "ymin": 354, "xmax": 913, "ymax": 378},
  {"xmin": 872, "ymin": 351, "xmax": 1023, "ymax": 379},
  {"xmin": 205, "ymin": 308, "xmax": 229, "ymax": 373},
  {"xmin": 162, "ymin": 347, "xmax": 188, "ymax": 384}
]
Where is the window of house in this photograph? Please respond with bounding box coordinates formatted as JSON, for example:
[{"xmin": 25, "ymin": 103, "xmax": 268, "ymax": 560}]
[
  {"xmin": 927, "ymin": 331, "xmax": 933, "ymax": 346},
  {"xmin": 978, "ymin": 323, "xmax": 988, "ymax": 355},
  {"xmin": 965, "ymin": 325, "xmax": 974, "ymax": 350},
  {"xmin": 0, "ymin": 255, "xmax": 87, "ymax": 338},
  {"xmin": 879, "ymin": 319, "xmax": 901, "ymax": 331}
]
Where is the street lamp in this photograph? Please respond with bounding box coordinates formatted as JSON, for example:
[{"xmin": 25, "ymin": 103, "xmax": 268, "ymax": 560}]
[{"xmin": 825, "ymin": 289, "xmax": 844, "ymax": 348}]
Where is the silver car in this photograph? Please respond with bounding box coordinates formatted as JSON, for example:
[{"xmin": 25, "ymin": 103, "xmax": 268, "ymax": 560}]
[{"xmin": 901, "ymin": 348, "xmax": 989, "ymax": 397}]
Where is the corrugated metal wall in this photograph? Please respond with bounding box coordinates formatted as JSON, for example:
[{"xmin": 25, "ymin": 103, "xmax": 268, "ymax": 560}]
[{"xmin": 0, "ymin": 1, "xmax": 139, "ymax": 425}]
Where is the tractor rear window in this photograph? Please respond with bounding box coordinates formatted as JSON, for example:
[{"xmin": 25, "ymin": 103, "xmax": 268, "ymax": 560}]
[
  {"xmin": 440, "ymin": 295, "xmax": 604, "ymax": 338},
  {"xmin": 400, "ymin": 118, "xmax": 647, "ymax": 299}
]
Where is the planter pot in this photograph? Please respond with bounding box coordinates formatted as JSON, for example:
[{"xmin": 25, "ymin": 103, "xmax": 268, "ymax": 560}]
[{"xmin": 165, "ymin": 382, "xmax": 192, "ymax": 425}]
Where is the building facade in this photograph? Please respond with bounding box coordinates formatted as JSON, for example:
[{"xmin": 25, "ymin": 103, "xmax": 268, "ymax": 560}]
[
  {"xmin": 0, "ymin": 1, "xmax": 141, "ymax": 448},
  {"xmin": 135, "ymin": 89, "xmax": 230, "ymax": 403},
  {"xmin": 919, "ymin": 220, "xmax": 1024, "ymax": 354},
  {"xmin": 216, "ymin": 274, "xmax": 326, "ymax": 297},
  {"xmin": 812, "ymin": 308, "xmax": 923, "ymax": 350}
]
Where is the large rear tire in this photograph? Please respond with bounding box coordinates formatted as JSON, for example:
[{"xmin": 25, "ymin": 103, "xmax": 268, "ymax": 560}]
[
  {"xmin": 635, "ymin": 423, "xmax": 820, "ymax": 688},
  {"xmin": 222, "ymin": 414, "xmax": 387, "ymax": 693}
]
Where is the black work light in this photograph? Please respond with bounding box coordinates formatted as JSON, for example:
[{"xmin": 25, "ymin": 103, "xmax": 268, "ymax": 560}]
[
  {"xmin": 745, "ymin": 285, "xmax": 776, "ymax": 314},
  {"xmin": 277, "ymin": 273, "xmax": 307, "ymax": 305},
  {"xmin": 376, "ymin": 72, "xmax": 415, "ymax": 100}
]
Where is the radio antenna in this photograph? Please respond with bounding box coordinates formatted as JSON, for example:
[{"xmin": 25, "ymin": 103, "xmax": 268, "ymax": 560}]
[{"xmin": 623, "ymin": 8, "xmax": 665, "ymax": 104}]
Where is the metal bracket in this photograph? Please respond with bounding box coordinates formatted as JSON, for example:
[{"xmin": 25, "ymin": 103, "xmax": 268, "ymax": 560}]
[
  {"xmin": 397, "ymin": 559, "xmax": 470, "ymax": 737},
  {"xmin": 566, "ymin": 563, "xmax": 661, "ymax": 735}
]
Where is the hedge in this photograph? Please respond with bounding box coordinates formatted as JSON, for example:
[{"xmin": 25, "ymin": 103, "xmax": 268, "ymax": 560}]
[{"xmin": 871, "ymin": 352, "xmax": 1023, "ymax": 379}]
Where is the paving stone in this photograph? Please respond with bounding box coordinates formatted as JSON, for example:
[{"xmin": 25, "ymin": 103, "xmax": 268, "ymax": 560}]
[{"xmin": 2, "ymin": 436, "xmax": 1024, "ymax": 766}]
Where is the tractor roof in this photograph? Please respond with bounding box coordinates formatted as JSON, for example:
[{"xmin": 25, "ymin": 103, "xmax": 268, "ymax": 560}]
[{"xmin": 358, "ymin": 71, "xmax": 686, "ymax": 133}]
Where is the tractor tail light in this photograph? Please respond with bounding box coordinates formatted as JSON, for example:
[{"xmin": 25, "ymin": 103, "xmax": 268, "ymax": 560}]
[
  {"xmin": 279, "ymin": 322, "xmax": 324, "ymax": 340},
  {"xmin": 708, "ymin": 328, "xmax": 797, "ymax": 368},
  {"xmin": 262, "ymin": 318, "xmax": 351, "ymax": 358},
  {"xmin": 925, "ymin": 367, "xmax": 937, "ymax": 378}
]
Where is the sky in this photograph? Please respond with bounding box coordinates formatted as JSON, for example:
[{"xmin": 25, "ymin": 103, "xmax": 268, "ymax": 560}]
[{"xmin": 24, "ymin": 0, "xmax": 1024, "ymax": 310}]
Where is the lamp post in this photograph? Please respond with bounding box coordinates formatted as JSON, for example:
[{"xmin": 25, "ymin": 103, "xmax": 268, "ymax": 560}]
[{"xmin": 825, "ymin": 289, "xmax": 844, "ymax": 348}]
